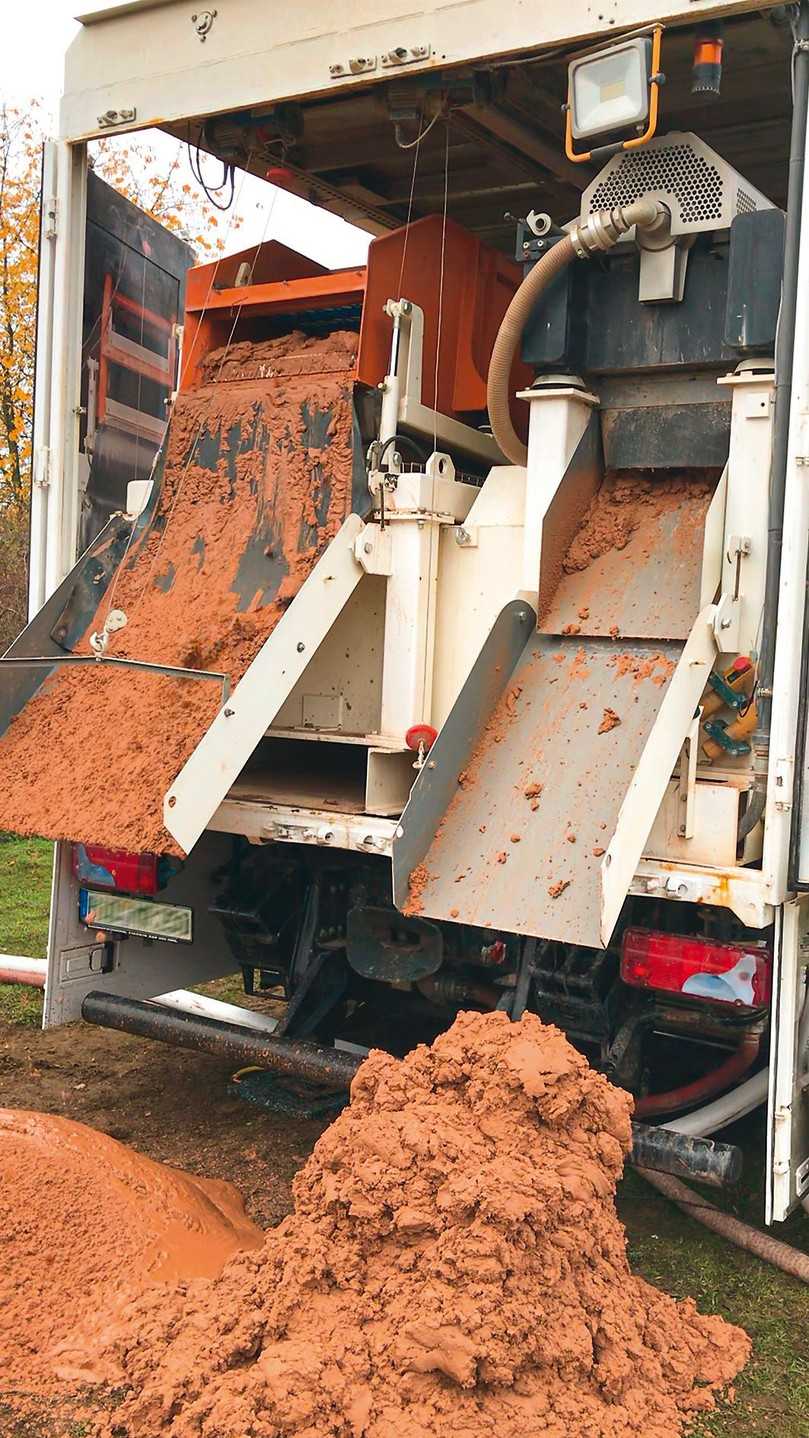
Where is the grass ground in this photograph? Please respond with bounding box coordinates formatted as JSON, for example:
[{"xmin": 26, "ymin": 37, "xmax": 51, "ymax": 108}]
[
  {"xmin": 0, "ymin": 836, "xmax": 807, "ymax": 1436},
  {"xmin": 0, "ymin": 834, "xmax": 51, "ymax": 1026}
]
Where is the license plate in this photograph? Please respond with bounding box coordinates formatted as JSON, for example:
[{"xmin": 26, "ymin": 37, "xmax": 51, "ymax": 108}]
[{"xmin": 79, "ymin": 888, "xmax": 193, "ymax": 943}]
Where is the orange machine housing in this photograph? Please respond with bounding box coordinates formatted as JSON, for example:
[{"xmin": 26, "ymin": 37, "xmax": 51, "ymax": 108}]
[{"xmin": 179, "ymin": 215, "xmax": 530, "ymax": 440}]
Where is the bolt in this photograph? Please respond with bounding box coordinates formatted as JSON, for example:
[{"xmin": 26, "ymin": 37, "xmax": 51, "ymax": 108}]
[
  {"xmin": 363, "ymin": 541, "xmax": 373, "ymax": 554},
  {"xmin": 224, "ymin": 707, "xmax": 234, "ymax": 717},
  {"xmin": 297, "ymin": 641, "xmax": 306, "ymax": 653},
  {"xmin": 720, "ymin": 617, "xmax": 732, "ymax": 630}
]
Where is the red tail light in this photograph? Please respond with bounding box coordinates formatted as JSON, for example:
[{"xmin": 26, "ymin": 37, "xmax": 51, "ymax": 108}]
[
  {"xmin": 72, "ymin": 844, "xmax": 159, "ymax": 896},
  {"xmin": 621, "ymin": 927, "xmax": 771, "ymax": 1010}
]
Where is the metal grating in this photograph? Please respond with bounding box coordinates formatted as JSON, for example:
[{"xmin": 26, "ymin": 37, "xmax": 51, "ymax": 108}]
[
  {"xmin": 736, "ymin": 187, "xmax": 757, "ymax": 215},
  {"xmin": 589, "ymin": 144, "xmax": 724, "ymax": 224}
]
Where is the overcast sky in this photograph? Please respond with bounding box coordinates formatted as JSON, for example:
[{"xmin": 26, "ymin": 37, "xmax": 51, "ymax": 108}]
[{"xmin": 0, "ymin": 0, "xmax": 370, "ymax": 268}]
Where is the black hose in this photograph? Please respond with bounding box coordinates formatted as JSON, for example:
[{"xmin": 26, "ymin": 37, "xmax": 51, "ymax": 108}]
[
  {"xmin": 81, "ymin": 991, "xmax": 742, "ymax": 1186},
  {"xmin": 81, "ymin": 991, "xmax": 358, "ymax": 1087},
  {"xmin": 740, "ymin": 0, "xmax": 809, "ymax": 841}
]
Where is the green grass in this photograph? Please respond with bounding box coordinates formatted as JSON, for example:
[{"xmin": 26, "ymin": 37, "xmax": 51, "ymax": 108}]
[
  {"xmin": 620, "ymin": 1161, "xmax": 809, "ymax": 1438},
  {"xmin": 0, "ymin": 832, "xmax": 52, "ymax": 1026}
]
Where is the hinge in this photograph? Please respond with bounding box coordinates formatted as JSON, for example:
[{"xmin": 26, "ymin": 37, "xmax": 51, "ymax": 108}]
[
  {"xmin": 34, "ymin": 447, "xmax": 51, "ymax": 489},
  {"xmin": 44, "ymin": 195, "xmax": 58, "ymax": 241}
]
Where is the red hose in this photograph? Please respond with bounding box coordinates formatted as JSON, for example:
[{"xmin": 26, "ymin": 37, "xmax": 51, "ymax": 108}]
[{"xmin": 634, "ymin": 1030, "xmax": 760, "ymax": 1120}]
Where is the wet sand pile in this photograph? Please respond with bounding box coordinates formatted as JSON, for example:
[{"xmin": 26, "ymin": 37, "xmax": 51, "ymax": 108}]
[
  {"xmin": 0, "ymin": 1109, "xmax": 262, "ymax": 1383},
  {"xmin": 0, "ymin": 331, "xmax": 357, "ymax": 854},
  {"xmin": 57, "ymin": 1011, "xmax": 748, "ymax": 1437}
]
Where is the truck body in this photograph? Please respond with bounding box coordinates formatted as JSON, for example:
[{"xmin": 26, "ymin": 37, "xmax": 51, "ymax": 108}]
[{"xmin": 3, "ymin": 0, "xmax": 809, "ymax": 1219}]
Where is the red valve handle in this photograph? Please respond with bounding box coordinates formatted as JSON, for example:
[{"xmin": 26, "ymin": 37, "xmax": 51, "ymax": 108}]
[{"xmin": 405, "ymin": 723, "xmax": 438, "ymax": 752}]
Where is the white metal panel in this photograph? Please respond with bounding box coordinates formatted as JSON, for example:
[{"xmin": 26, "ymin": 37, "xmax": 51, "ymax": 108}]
[
  {"xmin": 272, "ymin": 574, "xmax": 386, "ymax": 736},
  {"xmin": 519, "ymin": 386, "xmax": 598, "ymax": 599},
  {"xmin": 766, "ymin": 83, "xmax": 809, "ymax": 899},
  {"xmin": 643, "ymin": 779, "xmax": 740, "ymax": 866},
  {"xmin": 431, "ymin": 466, "xmax": 526, "ymax": 728},
  {"xmin": 165, "ymin": 515, "xmax": 366, "ymax": 853},
  {"xmin": 28, "ymin": 143, "xmax": 58, "ymax": 619},
  {"xmin": 767, "ymin": 896, "xmax": 809, "ymax": 1222},
  {"xmin": 209, "ymin": 797, "xmax": 396, "ymax": 854},
  {"xmin": 43, "ymin": 835, "xmax": 239, "ymax": 1026},
  {"xmin": 632, "ymin": 858, "xmax": 771, "ymax": 927},
  {"xmin": 715, "ymin": 367, "xmax": 774, "ymax": 654},
  {"xmin": 60, "ymin": 0, "xmax": 773, "ymax": 142},
  {"xmin": 601, "ymin": 605, "xmax": 718, "ymax": 943}
]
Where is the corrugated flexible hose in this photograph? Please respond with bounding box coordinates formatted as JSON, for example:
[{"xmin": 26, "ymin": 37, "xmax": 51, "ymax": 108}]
[
  {"xmin": 486, "ymin": 198, "xmax": 664, "ymax": 465},
  {"xmin": 486, "ymin": 235, "xmax": 577, "ymax": 466},
  {"xmin": 638, "ymin": 1167, "xmax": 809, "ymax": 1285}
]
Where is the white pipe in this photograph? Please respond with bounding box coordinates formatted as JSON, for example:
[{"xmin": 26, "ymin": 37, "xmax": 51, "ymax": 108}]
[
  {"xmin": 155, "ymin": 988, "xmax": 279, "ymax": 1033},
  {"xmin": 663, "ymin": 1070, "xmax": 769, "ymax": 1138},
  {"xmin": 0, "ymin": 955, "xmax": 47, "ymax": 988}
]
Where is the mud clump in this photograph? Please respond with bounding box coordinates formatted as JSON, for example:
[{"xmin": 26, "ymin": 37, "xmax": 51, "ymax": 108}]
[
  {"xmin": 598, "ymin": 707, "xmax": 621, "ymax": 734},
  {"xmin": 63, "ymin": 1011, "xmax": 748, "ymax": 1437},
  {"xmin": 563, "ymin": 472, "xmax": 713, "ymax": 575},
  {"xmin": 0, "ymin": 1109, "xmax": 262, "ymax": 1385},
  {"xmin": 0, "ymin": 331, "xmax": 357, "ymax": 854}
]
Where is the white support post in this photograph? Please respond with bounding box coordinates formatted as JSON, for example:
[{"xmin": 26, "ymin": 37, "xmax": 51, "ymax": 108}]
[
  {"xmin": 766, "ymin": 895, "xmax": 809, "ymax": 1222},
  {"xmin": 43, "ymin": 140, "xmax": 88, "ymax": 601},
  {"xmin": 763, "ymin": 93, "xmax": 809, "ymax": 903},
  {"xmin": 517, "ymin": 383, "xmax": 599, "ymax": 599},
  {"xmin": 378, "ymin": 461, "xmax": 476, "ymax": 739}
]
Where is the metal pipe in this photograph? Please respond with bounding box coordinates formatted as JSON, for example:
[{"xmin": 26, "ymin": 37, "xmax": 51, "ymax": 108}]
[
  {"xmin": 81, "ymin": 990, "xmax": 742, "ymax": 1186},
  {"xmin": 81, "ymin": 991, "xmax": 359, "ymax": 1087},
  {"xmin": 741, "ymin": 1, "xmax": 809, "ymax": 841},
  {"xmin": 0, "ymin": 955, "xmax": 47, "ymax": 989}
]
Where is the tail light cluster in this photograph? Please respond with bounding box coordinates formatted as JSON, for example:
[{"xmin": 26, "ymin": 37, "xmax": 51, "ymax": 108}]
[
  {"xmin": 621, "ymin": 927, "xmax": 771, "ymax": 1011},
  {"xmin": 72, "ymin": 844, "xmax": 159, "ymax": 896}
]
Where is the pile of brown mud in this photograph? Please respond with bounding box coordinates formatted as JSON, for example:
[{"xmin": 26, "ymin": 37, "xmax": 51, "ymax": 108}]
[
  {"xmin": 0, "ymin": 1108, "xmax": 262, "ymax": 1382},
  {"xmin": 0, "ymin": 330, "xmax": 357, "ymax": 854},
  {"xmin": 52, "ymin": 1011, "xmax": 748, "ymax": 1437}
]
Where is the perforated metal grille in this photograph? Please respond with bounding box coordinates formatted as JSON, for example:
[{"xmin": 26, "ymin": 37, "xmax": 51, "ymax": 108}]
[
  {"xmin": 736, "ymin": 187, "xmax": 756, "ymax": 215},
  {"xmin": 588, "ymin": 144, "xmax": 724, "ymax": 224}
]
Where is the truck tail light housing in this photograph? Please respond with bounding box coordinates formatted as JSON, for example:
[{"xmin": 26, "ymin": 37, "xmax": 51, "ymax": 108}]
[
  {"xmin": 72, "ymin": 844, "xmax": 159, "ymax": 896},
  {"xmin": 621, "ymin": 927, "xmax": 771, "ymax": 1010}
]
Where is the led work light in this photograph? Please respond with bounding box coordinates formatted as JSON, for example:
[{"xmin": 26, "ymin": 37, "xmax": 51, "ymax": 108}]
[
  {"xmin": 569, "ymin": 38, "xmax": 652, "ymax": 140},
  {"xmin": 565, "ymin": 26, "xmax": 663, "ymax": 165}
]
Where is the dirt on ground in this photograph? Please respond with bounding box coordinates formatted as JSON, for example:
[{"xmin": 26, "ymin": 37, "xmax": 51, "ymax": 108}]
[
  {"xmin": 0, "ymin": 331, "xmax": 357, "ymax": 856},
  {"xmin": 0, "ymin": 1109, "xmax": 263, "ymax": 1384},
  {"xmin": 0, "ymin": 1010, "xmax": 750, "ymax": 1438}
]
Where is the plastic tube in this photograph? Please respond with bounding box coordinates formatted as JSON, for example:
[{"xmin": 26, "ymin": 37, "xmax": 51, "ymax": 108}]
[
  {"xmin": 0, "ymin": 955, "xmax": 46, "ymax": 988},
  {"xmin": 662, "ymin": 1068, "xmax": 768, "ymax": 1138}
]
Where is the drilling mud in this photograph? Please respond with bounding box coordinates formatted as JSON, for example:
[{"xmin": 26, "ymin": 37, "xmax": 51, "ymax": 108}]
[
  {"xmin": 0, "ymin": 1108, "xmax": 262, "ymax": 1384},
  {"xmin": 36, "ymin": 1011, "xmax": 749, "ymax": 1437},
  {"xmin": 0, "ymin": 331, "xmax": 358, "ymax": 854}
]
